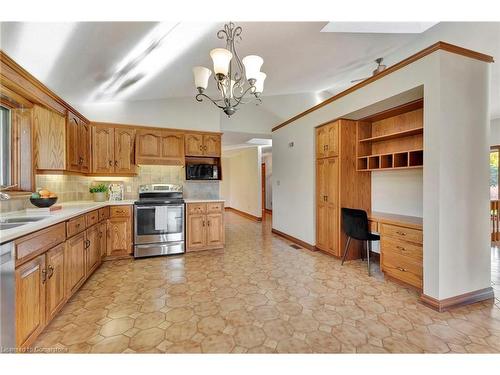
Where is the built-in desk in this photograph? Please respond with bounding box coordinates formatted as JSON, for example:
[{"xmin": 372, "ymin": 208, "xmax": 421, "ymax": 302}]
[{"xmin": 368, "ymin": 211, "xmax": 423, "ymax": 290}]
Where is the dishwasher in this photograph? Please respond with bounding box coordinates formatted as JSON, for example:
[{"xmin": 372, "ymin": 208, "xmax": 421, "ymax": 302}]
[{"xmin": 0, "ymin": 241, "xmax": 15, "ymax": 352}]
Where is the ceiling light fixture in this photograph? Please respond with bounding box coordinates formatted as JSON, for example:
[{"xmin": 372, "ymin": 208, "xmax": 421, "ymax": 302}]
[{"xmin": 192, "ymin": 22, "xmax": 266, "ymax": 118}]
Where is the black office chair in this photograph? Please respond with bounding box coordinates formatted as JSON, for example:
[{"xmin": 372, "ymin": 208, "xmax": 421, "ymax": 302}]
[{"xmin": 341, "ymin": 208, "xmax": 380, "ymax": 276}]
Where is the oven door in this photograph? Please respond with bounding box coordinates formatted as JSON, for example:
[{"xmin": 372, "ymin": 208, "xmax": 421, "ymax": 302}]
[{"xmin": 134, "ymin": 204, "xmax": 184, "ymax": 245}]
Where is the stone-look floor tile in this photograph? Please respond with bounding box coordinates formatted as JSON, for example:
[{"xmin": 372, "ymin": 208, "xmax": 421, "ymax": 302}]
[{"xmin": 32, "ymin": 212, "xmax": 500, "ymax": 354}]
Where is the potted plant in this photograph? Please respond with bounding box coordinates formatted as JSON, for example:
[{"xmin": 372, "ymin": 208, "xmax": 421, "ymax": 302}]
[{"xmin": 89, "ymin": 184, "xmax": 108, "ymax": 202}]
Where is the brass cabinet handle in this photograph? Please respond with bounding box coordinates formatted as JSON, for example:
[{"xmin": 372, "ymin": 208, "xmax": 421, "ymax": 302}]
[
  {"xmin": 115, "ymin": 160, "xmax": 118, "ymax": 167},
  {"xmin": 396, "ymin": 231, "xmax": 406, "ymax": 236},
  {"xmin": 47, "ymin": 265, "xmax": 54, "ymax": 279},
  {"xmin": 109, "ymin": 160, "xmax": 113, "ymax": 166},
  {"xmin": 396, "ymin": 245, "xmax": 406, "ymax": 251},
  {"xmin": 207, "ymin": 220, "xmax": 210, "ymax": 226},
  {"xmin": 202, "ymin": 220, "xmax": 205, "ymax": 227},
  {"xmin": 396, "ymin": 267, "xmax": 408, "ymax": 272},
  {"xmin": 325, "ymin": 195, "xmax": 328, "ymax": 202},
  {"xmin": 325, "ymin": 144, "xmax": 329, "ymax": 150},
  {"xmin": 41, "ymin": 268, "xmax": 47, "ymax": 283},
  {"xmin": 199, "ymin": 145, "xmax": 202, "ymax": 151}
]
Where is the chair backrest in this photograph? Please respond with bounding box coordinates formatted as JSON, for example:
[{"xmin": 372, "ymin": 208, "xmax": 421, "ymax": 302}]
[{"xmin": 341, "ymin": 208, "xmax": 370, "ymax": 240}]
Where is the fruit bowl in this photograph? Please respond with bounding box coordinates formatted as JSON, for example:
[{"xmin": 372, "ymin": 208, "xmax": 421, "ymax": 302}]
[{"xmin": 30, "ymin": 197, "xmax": 58, "ymax": 208}]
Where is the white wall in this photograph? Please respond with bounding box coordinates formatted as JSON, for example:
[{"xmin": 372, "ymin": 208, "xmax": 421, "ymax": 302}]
[
  {"xmin": 220, "ymin": 103, "xmax": 280, "ymax": 135},
  {"xmin": 78, "ymin": 97, "xmax": 221, "ymax": 131},
  {"xmin": 372, "ymin": 170, "xmax": 423, "ymax": 217},
  {"xmin": 273, "ymin": 50, "xmax": 491, "ymax": 300},
  {"xmin": 491, "ymin": 118, "xmax": 500, "ymax": 146},
  {"xmin": 221, "ymin": 147, "xmax": 262, "ymax": 217}
]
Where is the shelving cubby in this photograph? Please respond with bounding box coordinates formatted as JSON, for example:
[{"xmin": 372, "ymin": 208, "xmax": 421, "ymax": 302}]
[{"xmin": 355, "ymin": 98, "xmax": 424, "ymax": 172}]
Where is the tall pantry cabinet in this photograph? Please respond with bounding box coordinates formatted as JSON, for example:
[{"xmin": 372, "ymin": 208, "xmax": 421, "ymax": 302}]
[{"xmin": 315, "ymin": 119, "xmax": 371, "ymax": 259}]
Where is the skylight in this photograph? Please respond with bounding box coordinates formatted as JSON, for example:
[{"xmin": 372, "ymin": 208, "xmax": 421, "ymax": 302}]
[
  {"xmin": 321, "ymin": 22, "xmax": 438, "ymax": 34},
  {"xmin": 246, "ymin": 138, "xmax": 272, "ymax": 146}
]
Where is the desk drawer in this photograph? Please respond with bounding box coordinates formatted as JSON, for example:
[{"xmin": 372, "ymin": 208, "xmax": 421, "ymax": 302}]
[
  {"xmin": 188, "ymin": 203, "xmax": 206, "ymax": 214},
  {"xmin": 207, "ymin": 202, "xmax": 223, "ymax": 213},
  {"xmin": 85, "ymin": 210, "xmax": 99, "ymax": 227},
  {"xmin": 382, "ymin": 236, "xmax": 422, "ymax": 261},
  {"xmin": 382, "ymin": 252, "xmax": 422, "ymax": 289},
  {"xmin": 381, "ymin": 223, "xmax": 422, "ymax": 244},
  {"xmin": 67, "ymin": 215, "xmax": 86, "ymax": 237}
]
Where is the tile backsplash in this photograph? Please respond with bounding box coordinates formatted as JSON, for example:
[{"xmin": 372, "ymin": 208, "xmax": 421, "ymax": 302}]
[{"xmin": 0, "ymin": 165, "xmax": 220, "ymax": 213}]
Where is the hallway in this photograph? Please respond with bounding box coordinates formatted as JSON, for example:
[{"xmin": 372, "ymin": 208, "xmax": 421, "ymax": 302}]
[{"xmin": 34, "ymin": 212, "xmax": 500, "ymax": 353}]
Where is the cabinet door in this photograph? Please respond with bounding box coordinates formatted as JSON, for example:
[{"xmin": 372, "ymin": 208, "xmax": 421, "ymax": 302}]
[
  {"xmin": 33, "ymin": 105, "xmax": 66, "ymax": 170},
  {"xmin": 66, "ymin": 113, "xmax": 81, "ymax": 172},
  {"xmin": 161, "ymin": 131, "xmax": 184, "ymax": 163},
  {"xmin": 316, "ymin": 159, "xmax": 328, "ymax": 251},
  {"xmin": 79, "ymin": 121, "xmax": 91, "ymax": 173},
  {"xmin": 187, "ymin": 214, "xmax": 206, "ymax": 250},
  {"xmin": 135, "ymin": 129, "xmax": 162, "ymax": 163},
  {"xmin": 316, "ymin": 126, "xmax": 328, "ymax": 159},
  {"xmin": 64, "ymin": 232, "xmax": 86, "ymax": 297},
  {"xmin": 185, "ymin": 133, "xmax": 204, "ymax": 156},
  {"xmin": 85, "ymin": 224, "xmax": 101, "ymax": 275},
  {"xmin": 92, "ymin": 126, "xmax": 114, "ymax": 173},
  {"xmin": 115, "ymin": 128, "xmax": 136, "ymax": 173},
  {"xmin": 107, "ymin": 218, "xmax": 131, "ymax": 257},
  {"xmin": 203, "ymin": 134, "xmax": 221, "ymax": 157},
  {"xmin": 15, "ymin": 254, "xmax": 46, "ymax": 347},
  {"xmin": 45, "ymin": 244, "xmax": 66, "ymax": 323},
  {"xmin": 326, "ymin": 122, "xmax": 339, "ymax": 157},
  {"xmin": 99, "ymin": 221, "xmax": 107, "ymax": 259},
  {"xmin": 206, "ymin": 213, "xmax": 224, "ymax": 247},
  {"xmin": 326, "ymin": 158, "xmax": 339, "ymax": 255}
]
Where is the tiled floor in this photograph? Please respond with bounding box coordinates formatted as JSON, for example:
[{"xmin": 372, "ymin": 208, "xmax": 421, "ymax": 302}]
[{"xmin": 34, "ymin": 212, "xmax": 500, "ymax": 353}]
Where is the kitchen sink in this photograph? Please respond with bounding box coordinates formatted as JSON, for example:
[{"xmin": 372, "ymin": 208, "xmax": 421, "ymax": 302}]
[
  {"xmin": 0, "ymin": 216, "xmax": 49, "ymax": 223},
  {"xmin": 0, "ymin": 222, "xmax": 26, "ymax": 230}
]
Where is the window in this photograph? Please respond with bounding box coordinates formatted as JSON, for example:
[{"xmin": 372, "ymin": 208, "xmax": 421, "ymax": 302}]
[
  {"xmin": 0, "ymin": 105, "xmax": 11, "ymax": 187},
  {"xmin": 491, "ymin": 147, "xmax": 499, "ymax": 200}
]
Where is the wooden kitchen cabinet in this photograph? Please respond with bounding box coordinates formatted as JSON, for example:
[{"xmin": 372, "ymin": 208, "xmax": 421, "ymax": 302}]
[
  {"xmin": 92, "ymin": 125, "xmax": 136, "ymax": 174},
  {"xmin": 98, "ymin": 221, "xmax": 107, "ymax": 259},
  {"xmin": 185, "ymin": 132, "xmax": 221, "ymax": 157},
  {"xmin": 15, "ymin": 254, "xmax": 46, "ymax": 348},
  {"xmin": 186, "ymin": 202, "xmax": 225, "ymax": 252},
  {"xmin": 315, "ymin": 121, "xmax": 338, "ymax": 159},
  {"xmin": 106, "ymin": 205, "xmax": 132, "ymax": 258},
  {"xmin": 33, "ymin": 105, "xmax": 66, "ymax": 170},
  {"xmin": 85, "ymin": 224, "xmax": 101, "ymax": 275},
  {"xmin": 67, "ymin": 112, "xmax": 90, "ymax": 173},
  {"xmin": 64, "ymin": 231, "xmax": 86, "ymax": 297},
  {"xmin": 135, "ymin": 128, "xmax": 184, "ymax": 165},
  {"xmin": 45, "ymin": 244, "xmax": 66, "ymax": 323}
]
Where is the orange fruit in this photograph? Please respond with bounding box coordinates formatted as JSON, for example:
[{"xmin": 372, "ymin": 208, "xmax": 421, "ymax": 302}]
[{"xmin": 49, "ymin": 193, "xmax": 57, "ymax": 198}]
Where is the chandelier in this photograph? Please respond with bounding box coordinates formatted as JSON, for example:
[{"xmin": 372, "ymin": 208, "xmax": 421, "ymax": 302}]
[{"xmin": 192, "ymin": 22, "xmax": 266, "ymax": 117}]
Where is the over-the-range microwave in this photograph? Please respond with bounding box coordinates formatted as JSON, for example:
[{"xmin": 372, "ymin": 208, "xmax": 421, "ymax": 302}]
[{"xmin": 186, "ymin": 164, "xmax": 219, "ymax": 180}]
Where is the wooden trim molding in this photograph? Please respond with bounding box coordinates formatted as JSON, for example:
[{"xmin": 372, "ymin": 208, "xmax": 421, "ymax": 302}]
[
  {"xmin": 92, "ymin": 121, "xmax": 223, "ymax": 136},
  {"xmin": 271, "ymin": 228, "xmax": 315, "ymax": 251},
  {"xmin": 265, "ymin": 209, "xmax": 273, "ymax": 215},
  {"xmin": 225, "ymin": 207, "xmax": 262, "ymax": 222},
  {"xmin": 272, "ymin": 41, "xmax": 494, "ymax": 132},
  {"xmin": 420, "ymin": 287, "xmax": 494, "ymax": 312}
]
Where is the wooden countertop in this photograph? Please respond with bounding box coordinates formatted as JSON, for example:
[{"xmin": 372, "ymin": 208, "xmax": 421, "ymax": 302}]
[{"xmin": 368, "ymin": 211, "xmax": 423, "ymax": 230}]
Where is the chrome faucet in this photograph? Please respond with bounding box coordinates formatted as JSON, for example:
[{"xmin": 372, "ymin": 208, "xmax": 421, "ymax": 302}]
[{"xmin": 0, "ymin": 184, "xmax": 17, "ymax": 201}]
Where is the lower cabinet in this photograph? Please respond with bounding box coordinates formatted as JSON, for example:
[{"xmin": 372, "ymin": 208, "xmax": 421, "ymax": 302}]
[
  {"xmin": 98, "ymin": 221, "xmax": 107, "ymax": 259},
  {"xmin": 15, "ymin": 254, "xmax": 46, "ymax": 348},
  {"xmin": 186, "ymin": 202, "xmax": 225, "ymax": 251},
  {"xmin": 85, "ymin": 224, "xmax": 101, "ymax": 275},
  {"xmin": 45, "ymin": 244, "xmax": 66, "ymax": 323},
  {"xmin": 64, "ymin": 231, "xmax": 86, "ymax": 296},
  {"xmin": 106, "ymin": 206, "xmax": 132, "ymax": 258}
]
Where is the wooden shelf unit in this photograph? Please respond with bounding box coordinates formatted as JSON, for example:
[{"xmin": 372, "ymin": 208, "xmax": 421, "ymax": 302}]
[{"xmin": 356, "ymin": 99, "xmax": 424, "ymax": 172}]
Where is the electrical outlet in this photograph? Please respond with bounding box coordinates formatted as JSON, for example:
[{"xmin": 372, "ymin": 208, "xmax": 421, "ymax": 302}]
[{"xmin": 126, "ymin": 185, "xmax": 132, "ymax": 193}]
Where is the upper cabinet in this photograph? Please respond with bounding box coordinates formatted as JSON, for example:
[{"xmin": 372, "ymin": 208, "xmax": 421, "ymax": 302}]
[
  {"xmin": 316, "ymin": 121, "xmax": 338, "ymax": 159},
  {"xmin": 67, "ymin": 112, "xmax": 90, "ymax": 173},
  {"xmin": 91, "ymin": 124, "xmax": 137, "ymax": 175},
  {"xmin": 33, "ymin": 105, "xmax": 66, "ymax": 171},
  {"xmin": 185, "ymin": 132, "xmax": 221, "ymax": 157},
  {"xmin": 136, "ymin": 129, "xmax": 184, "ymax": 165}
]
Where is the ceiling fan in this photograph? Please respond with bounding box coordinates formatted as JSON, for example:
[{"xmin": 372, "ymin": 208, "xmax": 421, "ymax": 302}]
[{"xmin": 350, "ymin": 58, "xmax": 387, "ymax": 83}]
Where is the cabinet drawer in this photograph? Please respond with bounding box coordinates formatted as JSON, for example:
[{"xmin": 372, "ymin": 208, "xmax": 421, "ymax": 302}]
[
  {"xmin": 110, "ymin": 205, "xmax": 132, "ymax": 218},
  {"xmin": 382, "ymin": 252, "xmax": 422, "ymax": 289},
  {"xmin": 67, "ymin": 215, "xmax": 86, "ymax": 237},
  {"xmin": 381, "ymin": 236, "xmax": 422, "ymax": 261},
  {"xmin": 207, "ymin": 202, "xmax": 223, "ymax": 213},
  {"xmin": 85, "ymin": 210, "xmax": 99, "ymax": 227},
  {"xmin": 15, "ymin": 223, "xmax": 66, "ymax": 262},
  {"xmin": 381, "ymin": 223, "xmax": 422, "ymax": 245},
  {"xmin": 188, "ymin": 203, "xmax": 207, "ymax": 214},
  {"xmin": 98, "ymin": 207, "xmax": 110, "ymax": 221}
]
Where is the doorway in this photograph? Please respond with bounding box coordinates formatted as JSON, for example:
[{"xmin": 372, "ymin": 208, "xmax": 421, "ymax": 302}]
[{"xmin": 261, "ymin": 162, "xmax": 266, "ymax": 218}]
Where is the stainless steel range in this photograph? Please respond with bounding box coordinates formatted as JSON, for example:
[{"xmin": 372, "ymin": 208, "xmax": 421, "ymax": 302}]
[{"xmin": 134, "ymin": 184, "xmax": 185, "ymax": 258}]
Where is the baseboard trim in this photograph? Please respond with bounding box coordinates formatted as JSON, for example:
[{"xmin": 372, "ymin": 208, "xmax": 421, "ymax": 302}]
[
  {"xmin": 225, "ymin": 207, "xmax": 262, "ymax": 222},
  {"xmin": 420, "ymin": 287, "xmax": 495, "ymax": 312},
  {"xmin": 271, "ymin": 228, "xmax": 315, "ymax": 251}
]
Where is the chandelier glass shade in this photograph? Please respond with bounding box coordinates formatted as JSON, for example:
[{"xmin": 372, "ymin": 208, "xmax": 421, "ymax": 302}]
[{"xmin": 192, "ymin": 22, "xmax": 265, "ymax": 117}]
